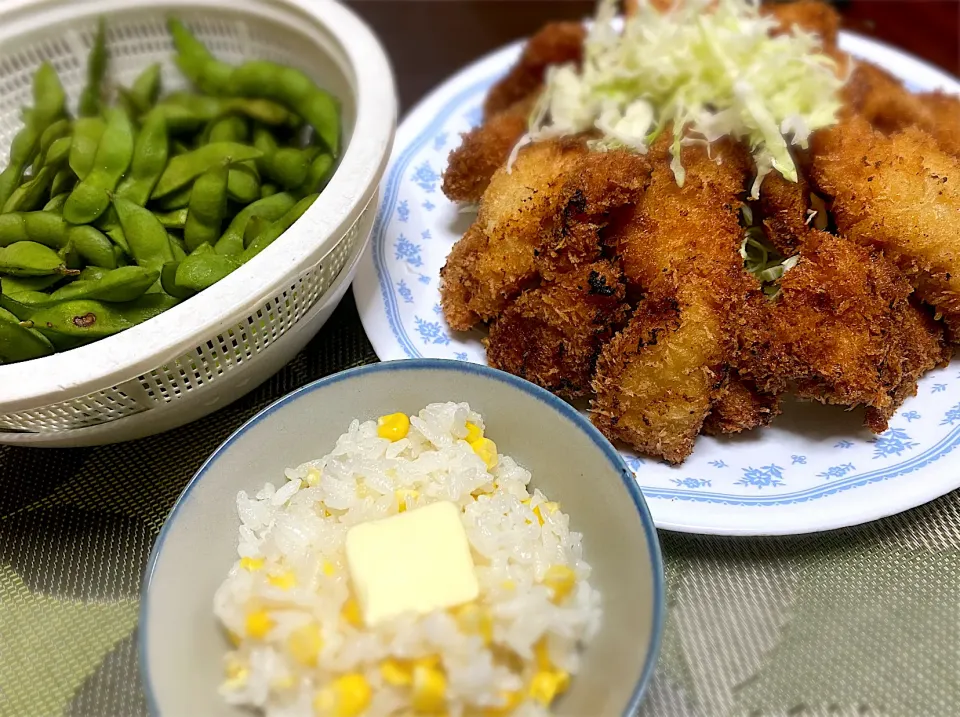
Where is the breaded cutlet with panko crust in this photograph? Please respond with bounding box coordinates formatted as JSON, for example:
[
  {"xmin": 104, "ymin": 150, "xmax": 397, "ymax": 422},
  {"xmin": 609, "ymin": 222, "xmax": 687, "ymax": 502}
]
[
  {"xmin": 810, "ymin": 116, "xmax": 960, "ymax": 341},
  {"xmin": 487, "ymin": 261, "xmax": 631, "ymax": 399},
  {"xmin": 736, "ymin": 230, "xmax": 952, "ymax": 432},
  {"xmin": 592, "ymin": 137, "xmax": 754, "ymax": 463}
]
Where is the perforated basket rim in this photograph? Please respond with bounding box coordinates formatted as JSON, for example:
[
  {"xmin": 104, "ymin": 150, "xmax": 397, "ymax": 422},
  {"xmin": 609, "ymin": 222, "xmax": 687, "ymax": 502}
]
[{"xmin": 0, "ymin": 0, "xmax": 396, "ymax": 414}]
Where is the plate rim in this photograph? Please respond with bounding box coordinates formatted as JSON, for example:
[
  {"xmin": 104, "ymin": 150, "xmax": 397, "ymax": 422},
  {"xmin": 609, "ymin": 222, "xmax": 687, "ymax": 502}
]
[{"xmin": 354, "ymin": 31, "xmax": 960, "ymax": 535}]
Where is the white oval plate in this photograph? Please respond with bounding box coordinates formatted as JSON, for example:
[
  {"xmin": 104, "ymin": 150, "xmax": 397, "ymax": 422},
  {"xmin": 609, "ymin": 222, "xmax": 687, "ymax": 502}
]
[{"xmin": 354, "ymin": 32, "xmax": 960, "ymax": 536}]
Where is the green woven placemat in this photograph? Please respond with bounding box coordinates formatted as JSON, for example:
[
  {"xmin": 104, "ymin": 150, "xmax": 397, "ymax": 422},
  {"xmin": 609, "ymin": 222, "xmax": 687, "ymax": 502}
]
[{"xmin": 1, "ymin": 295, "xmax": 957, "ymax": 717}]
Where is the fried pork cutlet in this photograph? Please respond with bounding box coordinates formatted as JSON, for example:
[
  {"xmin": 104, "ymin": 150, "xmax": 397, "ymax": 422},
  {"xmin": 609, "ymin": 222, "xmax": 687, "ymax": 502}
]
[
  {"xmin": 763, "ymin": 0, "xmax": 840, "ymax": 52},
  {"xmin": 440, "ymin": 141, "xmax": 649, "ymax": 332},
  {"xmin": 738, "ymin": 231, "xmax": 952, "ymax": 432},
  {"xmin": 841, "ymin": 62, "xmax": 960, "ymax": 158},
  {"xmin": 756, "ymin": 168, "xmax": 813, "ymax": 256},
  {"xmin": 810, "ymin": 117, "xmax": 960, "ymax": 341},
  {"xmin": 487, "ymin": 261, "xmax": 630, "ymax": 399},
  {"xmin": 440, "ymin": 138, "xmax": 588, "ymax": 331},
  {"xmin": 593, "ymin": 138, "xmax": 753, "ymax": 463},
  {"xmin": 483, "ymin": 22, "xmax": 586, "ymax": 119},
  {"xmin": 443, "ymin": 22, "xmax": 586, "ymax": 204},
  {"xmin": 442, "ymin": 94, "xmax": 537, "ymax": 204}
]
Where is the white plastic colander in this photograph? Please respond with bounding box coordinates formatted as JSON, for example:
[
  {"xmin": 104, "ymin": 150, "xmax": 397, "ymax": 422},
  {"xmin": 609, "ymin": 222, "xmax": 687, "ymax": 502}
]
[{"xmin": 0, "ymin": 0, "xmax": 396, "ymax": 446}]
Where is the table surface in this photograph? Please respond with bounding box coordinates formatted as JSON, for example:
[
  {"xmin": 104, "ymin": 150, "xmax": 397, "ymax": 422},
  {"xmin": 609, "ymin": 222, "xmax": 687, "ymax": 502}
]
[{"xmin": 1, "ymin": 2, "xmax": 959, "ymax": 716}]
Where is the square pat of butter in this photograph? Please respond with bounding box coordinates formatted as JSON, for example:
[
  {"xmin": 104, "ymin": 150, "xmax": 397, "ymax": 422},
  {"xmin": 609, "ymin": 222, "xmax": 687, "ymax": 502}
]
[{"xmin": 344, "ymin": 500, "xmax": 479, "ymax": 626}]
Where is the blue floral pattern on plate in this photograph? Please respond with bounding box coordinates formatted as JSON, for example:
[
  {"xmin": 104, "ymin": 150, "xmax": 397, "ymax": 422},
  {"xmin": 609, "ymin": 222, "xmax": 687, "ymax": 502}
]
[{"xmin": 355, "ymin": 33, "xmax": 960, "ymax": 533}]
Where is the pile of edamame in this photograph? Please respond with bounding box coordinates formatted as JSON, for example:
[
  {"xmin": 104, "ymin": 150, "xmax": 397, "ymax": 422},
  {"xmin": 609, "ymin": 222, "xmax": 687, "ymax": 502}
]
[{"xmin": 0, "ymin": 18, "xmax": 339, "ymax": 364}]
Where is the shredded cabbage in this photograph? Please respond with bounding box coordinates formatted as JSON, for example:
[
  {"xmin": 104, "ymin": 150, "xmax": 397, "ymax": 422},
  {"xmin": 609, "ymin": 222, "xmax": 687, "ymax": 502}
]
[
  {"xmin": 740, "ymin": 229, "xmax": 799, "ymax": 298},
  {"xmin": 526, "ymin": 0, "xmax": 844, "ymax": 196}
]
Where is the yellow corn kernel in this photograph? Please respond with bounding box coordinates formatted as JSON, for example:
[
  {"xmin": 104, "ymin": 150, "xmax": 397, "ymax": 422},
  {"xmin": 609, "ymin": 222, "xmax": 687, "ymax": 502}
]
[
  {"xmin": 501, "ymin": 580, "xmax": 515, "ymax": 592},
  {"xmin": 240, "ymin": 556, "xmax": 264, "ymax": 571},
  {"xmin": 288, "ymin": 623, "xmax": 323, "ymax": 667},
  {"xmin": 341, "ymin": 597, "xmax": 363, "ymax": 627},
  {"xmin": 380, "ymin": 657, "xmax": 413, "ymax": 686},
  {"xmin": 528, "ymin": 670, "xmax": 568, "ymax": 706},
  {"xmin": 267, "ymin": 570, "xmax": 297, "ymax": 590},
  {"xmin": 412, "ymin": 662, "xmax": 447, "ymax": 713},
  {"xmin": 245, "ymin": 610, "xmax": 273, "ymax": 640},
  {"xmin": 454, "ymin": 603, "xmax": 494, "ymax": 646},
  {"xmin": 313, "ymin": 673, "xmax": 371, "ymax": 717},
  {"xmin": 377, "ymin": 413, "xmax": 410, "ymax": 441},
  {"xmin": 469, "ymin": 437, "xmax": 498, "ymax": 470},
  {"xmin": 532, "ymin": 502, "xmax": 560, "ymax": 526},
  {"xmin": 465, "ymin": 422, "xmax": 484, "ymax": 443},
  {"xmin": 322, "ymin": 560, "xmax": 336, "ymax": 577},
  {"xmin": 395, "ymin": 488, "xmax": 420, "ymax": 513},
  {"xmin": 271, "ymin": 674, "xmax": 295, "ymax": 691},
  {"xmin": 306, "ymin": 467, "xmax": 322, "ymax": 487},
  {"xmin": 224, "ymin": 655, "xmax": 249, "ymax": 689},
  {"xmin": 534, "ymin": 638, "xmax": 552, "ymax": 671},
  {"xmin": 542, "ymin": 565, "xmax": 576, "ymax": 603}
]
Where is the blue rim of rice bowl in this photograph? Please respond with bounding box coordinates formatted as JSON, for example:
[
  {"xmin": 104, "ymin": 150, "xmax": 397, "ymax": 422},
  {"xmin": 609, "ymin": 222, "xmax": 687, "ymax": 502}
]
[{"xmin": 140, "ymin": 358, "xmax": 666, "ymax": 716}]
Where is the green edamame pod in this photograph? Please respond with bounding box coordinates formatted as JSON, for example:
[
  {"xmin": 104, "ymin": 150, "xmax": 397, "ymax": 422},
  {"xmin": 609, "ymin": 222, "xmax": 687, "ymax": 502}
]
[
  {"xmin": 78, "ymin": 18, "xmax": 108, "ymax": 117},
  {"xmin": 3, "ymin": 166, "xmax": 55, "ymax": 214},
  {"xmin": 226, "ymin": 164, "xmax": 260, "ymax": 204},
  {"xmin": 168, "ymin": 233, "xmax": 187, "ymax": 262},
  {"xmin": 115, "ymin": 109, "xmax": 168, "ymax": 205},
  {"xmin": 129, "ymin": 63, "xmax": 162, "ymax": 115},
  {"xmin": 155, "ymin": 208, "xmax": 188, "ymax": 229},
  {"xmin": 0, "ymin": 274, "xmax": 61, "ymax": 294},
  {"xmin": 69, "ymin": 117, "xmax": 106, "ymax": 180},
  {"xmin": 240, "ymin": 193, "xmax": 317, "ymax": 263},
  {"xmin": 302, "ymin": 153, "xmax": 334, "ymax": 194},
  {"xmin": 112, "ymin": 244, "xmax": 128, "ymax": 267},
  {"xmin": 42, "ymin": 136, "xmax": 72, "ymax": 170},
  {"xmin": 58, "ymin": 240, "xmax": 82, "ymax": 271},
  {"xmin": 160, "ymin": 261, "xmax": 194, "ymax": 299},
  {"xmin": 167, "ymin": 19, "xmax": 234, "ymax": 96},
  {"xmin": 50, "ymin": 265, "xmax": 158, "ymax": 303},
  {"xmin": 153, "ymin": 184, "xmax": 193, "ymax": 212},
  {"xmin": 79, "ymin": 266, "xmax": 110, "ymax": 282},
  {"xmin": 32, "ymin": 118, "xmax": 70, "ymax": 172},
  {"xmin": 207, "ymin": 115, "xmax": 248, "ymax": 143},
  {"xmin": 243, "ymin": 215, "xmax": 269, "ymax": 248},
  {"xmin": 175, "ymin": 251, "xmax": 239, "ymax": 292},
  {"xmin": 0, "ymin": 241, "xmax": 74, "ymax": 276},
  {"xmin": 64, "ymin": 108, "xmax": 135, "ymax": 224},
  {"xmin": 67, "ymin": 225, "xmax": 117, "ymax": 269},
  {"xmin": 214, "ymin": 191, "xmax": 296, "ymax": 256},
  {"xmin": 113, "ymin": 196, "xmax": 175, "ymax": 273},
  {"xmin": 260, "ymin": 183, "xmax": 278, "ymax": 198},
  {"xmin": 184, "ymin": 164, "xmax": 228, "ymax": 252},
  {"xmin": 50, "ymin": 168, "xmax": 76, "ymax": 199},
  {"xmin": 43, "ymin": 193, "xmax": 69, "ymax": 214},
  {"xmin": 23, "ymin": 294, "xmax": 179, "ymax": 341},
  {"xmin": 171, "ymin": 140, "xmax": 191, "ymax": 156},
  {"xmin": 0, "ymin": 212, "xmax": 68, "ymax": 250},
  {"xmin": 152, "ymin": 104, "xmax": 207, "ymax": 135},
  {"xmin": 151, "ymin": 142, "xmax": 261, "ymax": 199},
  {"xmin": 263, "ymin": 146, "xmax": 315, "ymax": 190},
  {"xmin": 0, "ymin": 124, "xmax": 41, "ymax": 211},
  {"xmin": 0, "ymin": 307, "xmax": 53, "ymax": 363},
  {"xmin": 252, "ymin": 127, "xmax": 278, "ymax": 175},
  {"xmin": 0, "ymin": 63, "xmax": 67, "ymax": 209},
  {"xmin": 106, "ymin": 226, "xmax": 130, "ymax": 254}
]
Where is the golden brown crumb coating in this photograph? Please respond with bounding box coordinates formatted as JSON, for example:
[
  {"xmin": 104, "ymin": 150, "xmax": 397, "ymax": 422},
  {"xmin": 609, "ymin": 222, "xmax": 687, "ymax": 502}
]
[
  {"xmin": 757, "ymin": 169, "xmax": 813, "ymax": 256},
  {"xmin": 703, "ymin": 372, "xmax": 781, "ymax": 436},
  {"xmin": 442, "ymin": 94, "xmax": 536, "ymax": 204},
  {"xmin": 763, "ymin": 0, "xmax": 840, "ymax": 51},
  {"xmin": 593, "ymin": 137, "xmax": 752, "ymax": 463},
  {"xmin": 840, "ymin": 62, "xmax": 960, "ymax": 158},
  {"xmin": 483, "ymin": 22, "xmax": 586, "ymax": 119},
  {"xmin": 440, "ymin": 139, "xmax": 588, "ymax": 331},
  {"xmin": 737, "ymin": 231, "xmax": 951, "ymax": 432},
  {"xmin": 810, "ymin": 117, "xmax": 960, "ymax": 341},
  {"xmin": 487, "ymin": 261, "xmax": 630, "ymax": 399}
]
